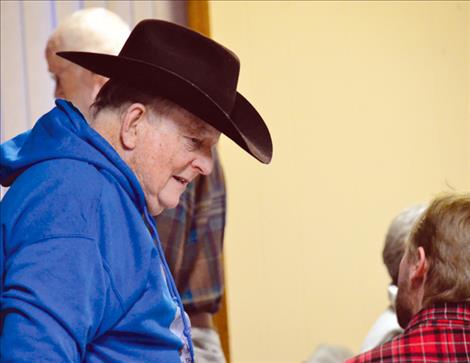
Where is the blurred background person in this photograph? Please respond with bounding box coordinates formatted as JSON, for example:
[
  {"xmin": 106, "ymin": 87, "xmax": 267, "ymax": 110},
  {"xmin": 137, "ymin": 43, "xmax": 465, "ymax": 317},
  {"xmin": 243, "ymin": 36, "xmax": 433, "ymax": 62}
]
[
  {"xmin": 347, "ymin": 194, "xmax": 470, "ymax": 363},
  {"xmin": 304, "ymin": 344, "xmax": 353, "ymax": 363},
  {"xmin": 305, "ymin": 204, "xmax": 426, "ymax": 363},
  {"xmin": 45, "ymin": 8, "xmax": 129, "ymax": 120},
  {"xmin": 45, "ymin": 8, "xmax": 227, "ymax": 362},
  {"xmin": 360, "ymin": 204, "xmax": 426, "ymax": 352}
]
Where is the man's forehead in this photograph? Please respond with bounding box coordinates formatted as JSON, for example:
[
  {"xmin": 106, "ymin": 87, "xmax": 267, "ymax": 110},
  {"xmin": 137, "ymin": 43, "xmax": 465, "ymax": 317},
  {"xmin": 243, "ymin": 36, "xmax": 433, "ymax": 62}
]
[
  {"xmin": 186, "ymin": 118, "xmax": 217, "ymax": 135},
  {"xmin": 171, "ymin": 106, "xmax": 220, "ymax": 138}
]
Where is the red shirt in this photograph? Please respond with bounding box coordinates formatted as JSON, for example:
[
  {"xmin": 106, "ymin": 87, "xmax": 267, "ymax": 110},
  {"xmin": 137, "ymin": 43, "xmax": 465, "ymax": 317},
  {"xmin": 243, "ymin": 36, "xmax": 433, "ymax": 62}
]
[{"xmin": 347, "ymin": 302, "xmax": 470, "ymax": 363}]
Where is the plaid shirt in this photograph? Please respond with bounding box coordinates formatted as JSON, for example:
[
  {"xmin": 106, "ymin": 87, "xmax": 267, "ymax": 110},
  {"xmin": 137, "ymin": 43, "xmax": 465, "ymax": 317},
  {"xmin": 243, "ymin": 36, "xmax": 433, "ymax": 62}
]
[
  {"xmin": 155, "ymin": 149, "xmax": 226, "ymax": 314},
  {"xmin": 347, "ymin": 302, "xmax": 470, "ymax": 363}
]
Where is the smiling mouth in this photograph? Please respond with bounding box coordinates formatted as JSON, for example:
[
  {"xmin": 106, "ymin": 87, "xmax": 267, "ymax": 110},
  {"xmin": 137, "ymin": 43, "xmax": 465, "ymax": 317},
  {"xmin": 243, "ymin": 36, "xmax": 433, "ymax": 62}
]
[{"xmin": 173, "ymin": 176, "xmax": 189, "ymax": 186}]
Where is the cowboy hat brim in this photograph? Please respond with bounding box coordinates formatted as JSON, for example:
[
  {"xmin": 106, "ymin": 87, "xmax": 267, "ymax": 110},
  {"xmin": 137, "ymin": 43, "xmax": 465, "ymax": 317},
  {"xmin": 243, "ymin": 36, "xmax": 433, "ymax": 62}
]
[{"xmin": 57, "ymin": 51, "xmax": 272, "ymax": 164}]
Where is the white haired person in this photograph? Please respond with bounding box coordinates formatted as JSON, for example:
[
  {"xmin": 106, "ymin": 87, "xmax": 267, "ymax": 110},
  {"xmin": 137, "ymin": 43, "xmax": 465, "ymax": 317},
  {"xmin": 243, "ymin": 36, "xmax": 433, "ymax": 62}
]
[
  {"xmin": 360, "ymin": 204, "xmax": 426, "ymax": 352},
  {"xmin": 45, "ymin": 8, "xmax": 130, "ymax": 120},
  {"xmin": 45, "ymin": 9, "xmax": 229, "ymax": 362},
  {"xmin": 1, "ymin": 19, "xmax": 272, "ymax": 362},
  {"xmin": 347, "ymin": 194, "xmax": 470, "ymax": 363}
]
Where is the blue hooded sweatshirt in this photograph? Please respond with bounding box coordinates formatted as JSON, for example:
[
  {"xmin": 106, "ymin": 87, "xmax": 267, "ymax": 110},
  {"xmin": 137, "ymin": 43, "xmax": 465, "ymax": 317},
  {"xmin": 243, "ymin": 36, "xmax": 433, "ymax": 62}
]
[{"xmin": 0, "ymin": 100, "xmax": 194, "ymax": 362}]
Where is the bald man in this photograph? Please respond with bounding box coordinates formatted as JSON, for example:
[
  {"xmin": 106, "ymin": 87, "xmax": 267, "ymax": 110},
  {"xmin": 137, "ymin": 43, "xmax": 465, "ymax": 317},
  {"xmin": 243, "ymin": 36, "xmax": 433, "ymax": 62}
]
[{"xmin": 45, "ymin": 8, "xmax": 129, "ymax": 120}]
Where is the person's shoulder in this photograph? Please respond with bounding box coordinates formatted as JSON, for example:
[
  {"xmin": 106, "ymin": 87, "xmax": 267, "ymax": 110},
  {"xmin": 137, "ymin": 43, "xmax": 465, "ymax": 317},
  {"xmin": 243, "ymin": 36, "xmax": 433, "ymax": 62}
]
[
  {"xmin": 5, "ymin": 159, "xmax": 104, "ymax": 208},
  {"xmin": 14, "ymin": 158, "xmax": 108, "ymax": 199},
  {"xmin": 32, "ymin": 158, "xmax": 105, "ymax": 183},
  {"xmin": 2, "ymin": 159, "xmax": 108, "ymax": 247},
  {"xmin": 360, "ymin": 307, "xmax": 402, "ymax": 352},
  {"xmin": 346, "ymin": 335, "xmax": 403, "ymax": 363}
]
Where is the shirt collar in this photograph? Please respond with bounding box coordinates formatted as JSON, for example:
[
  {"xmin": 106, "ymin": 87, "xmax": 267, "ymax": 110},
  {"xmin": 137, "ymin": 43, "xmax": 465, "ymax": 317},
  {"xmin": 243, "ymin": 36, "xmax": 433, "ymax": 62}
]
[{"xmin": 406, "ymin": 302, "xmax": 470, "ymax": 331}]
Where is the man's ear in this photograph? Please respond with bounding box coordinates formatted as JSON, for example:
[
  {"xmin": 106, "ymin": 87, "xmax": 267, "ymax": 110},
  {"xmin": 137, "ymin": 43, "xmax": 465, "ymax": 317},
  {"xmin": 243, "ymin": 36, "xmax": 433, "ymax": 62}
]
[
  {"xmin": 91, "ymin": 74, "xmax": 108, "ymax": 96},
  {"xmin": 120, "ymin": 103, "xmax": 147, "ymax": 150},
  {"xmin": 410, "ymin": 246, "xmax": 428, "ymax": 288}
]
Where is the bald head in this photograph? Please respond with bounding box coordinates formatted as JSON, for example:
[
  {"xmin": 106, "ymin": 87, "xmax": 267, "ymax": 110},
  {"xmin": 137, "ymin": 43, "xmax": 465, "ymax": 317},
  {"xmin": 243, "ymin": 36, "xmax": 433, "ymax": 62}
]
[
  {"xmin": 48, "ymin": 8, "xmax": 130, "ymax": 54},
  {"xmin": 46, "ymin": 8, "xmax": 130, "ymax": 120}
]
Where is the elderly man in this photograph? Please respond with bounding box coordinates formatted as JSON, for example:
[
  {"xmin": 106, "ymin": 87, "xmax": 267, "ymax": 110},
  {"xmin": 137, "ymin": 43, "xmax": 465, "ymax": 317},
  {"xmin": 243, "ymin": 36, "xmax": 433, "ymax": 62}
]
[
  {"xmin": 347, "ymin": 194, "xmax": 470, "ymax": 363},
  {"xmin": 0, "ymin": 19, "xmax": 272, "ymax": 363},
  {"xmin": 45, "ymin": 8, "xmax": 129, "ymax": 121},
  {"xmin": 360, "ymin": 204, "xmax": 426, "ymax": 352},
  {"xmin": 45, "ymin": 8, "xmax": 228, "ymax": 362}
]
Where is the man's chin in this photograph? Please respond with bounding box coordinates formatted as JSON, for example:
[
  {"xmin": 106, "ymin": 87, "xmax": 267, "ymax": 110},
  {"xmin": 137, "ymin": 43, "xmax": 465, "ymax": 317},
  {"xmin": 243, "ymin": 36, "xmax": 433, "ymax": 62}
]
[
  {"xmin": 157, "ymin": 195, "xmax": 182, "ymax": 213},
  {"xmin": 148, "ymin": 190, "xmax": 184, "ymax": 216},
  {"xmin": 146, "ymin": 197, "xmax": 167, "ymax": 216},
  {"xmin": 148, "ymin": 204, "xmax": 165, "ymax": 217}
]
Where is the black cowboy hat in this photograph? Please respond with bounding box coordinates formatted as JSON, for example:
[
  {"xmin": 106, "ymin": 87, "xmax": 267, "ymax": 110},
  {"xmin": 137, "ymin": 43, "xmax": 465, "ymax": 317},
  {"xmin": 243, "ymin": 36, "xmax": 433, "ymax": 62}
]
[{"xmin": 57, "ymin": 19, "xmax": 272, "ymax": 164}]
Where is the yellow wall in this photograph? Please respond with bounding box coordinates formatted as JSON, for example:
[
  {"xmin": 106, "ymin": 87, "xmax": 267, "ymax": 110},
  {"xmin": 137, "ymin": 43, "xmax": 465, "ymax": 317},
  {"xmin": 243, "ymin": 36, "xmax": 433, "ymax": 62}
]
[
  {"xmin": 209, "ymin": 2, "xmax": 469, "ymax": 362},
  {"xmin": 468, "ymin": 4, "xmax": 470, "ymax": 185}
]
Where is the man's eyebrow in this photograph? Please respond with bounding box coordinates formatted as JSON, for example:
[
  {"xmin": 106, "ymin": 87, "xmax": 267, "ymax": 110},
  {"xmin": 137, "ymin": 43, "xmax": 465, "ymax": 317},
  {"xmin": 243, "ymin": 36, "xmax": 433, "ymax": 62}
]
[{"xmin": 182, "ymin": 119, "xmax": 213, "ymax": 136}]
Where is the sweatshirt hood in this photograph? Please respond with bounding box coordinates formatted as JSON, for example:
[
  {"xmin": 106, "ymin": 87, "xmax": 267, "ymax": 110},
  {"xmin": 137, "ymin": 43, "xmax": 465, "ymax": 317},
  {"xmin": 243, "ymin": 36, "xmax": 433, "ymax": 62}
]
[{"xmin": 0, "ymin": 99, "xmax": 147, "ymax": 211}]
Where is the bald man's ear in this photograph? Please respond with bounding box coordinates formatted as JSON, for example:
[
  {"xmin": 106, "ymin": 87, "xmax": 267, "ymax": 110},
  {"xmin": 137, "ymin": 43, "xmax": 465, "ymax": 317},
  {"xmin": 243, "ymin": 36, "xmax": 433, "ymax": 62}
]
[
  {"xmin": 93, "ymin": 74, "xmax": 108, "ymax": 88},
  {"xmin": 90, "ymin": 74, "xmax": 108, "ymax": 100},
  {"xmin": 120, "ymin": 103, "xmax": 146, "ymax": 150}
]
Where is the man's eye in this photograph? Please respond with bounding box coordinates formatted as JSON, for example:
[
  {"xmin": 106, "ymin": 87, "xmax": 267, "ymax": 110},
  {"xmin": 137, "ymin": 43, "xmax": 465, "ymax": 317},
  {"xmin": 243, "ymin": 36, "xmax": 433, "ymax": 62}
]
[{"xmin": 185, "ymin": 137, "xmax": 202, "ymax": 149}]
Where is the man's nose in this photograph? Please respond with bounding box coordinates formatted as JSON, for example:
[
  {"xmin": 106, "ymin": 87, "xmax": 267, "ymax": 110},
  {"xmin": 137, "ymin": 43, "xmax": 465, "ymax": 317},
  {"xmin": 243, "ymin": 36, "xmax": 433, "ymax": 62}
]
[{"xmin": 192, "ymin": 148, "xmax": 214, "ymax": 176}]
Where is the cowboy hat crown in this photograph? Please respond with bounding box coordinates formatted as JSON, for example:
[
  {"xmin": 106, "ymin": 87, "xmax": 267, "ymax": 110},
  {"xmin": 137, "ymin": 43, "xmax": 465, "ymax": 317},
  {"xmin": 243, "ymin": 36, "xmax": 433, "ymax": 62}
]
[{"xmin": 58, "ymin": 19, "xmax": 272, "ymax": 164}]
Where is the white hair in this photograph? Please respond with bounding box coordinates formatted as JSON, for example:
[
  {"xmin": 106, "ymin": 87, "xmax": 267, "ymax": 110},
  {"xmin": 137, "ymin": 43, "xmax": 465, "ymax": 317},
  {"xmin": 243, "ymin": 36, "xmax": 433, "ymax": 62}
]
[
  {"xmin": 382, "ymin": 204, "xmax": 427, "ymax": 284},
  {"xmin": 51, "ymin": 8, "xmax": 130, "ymax": 54}
]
